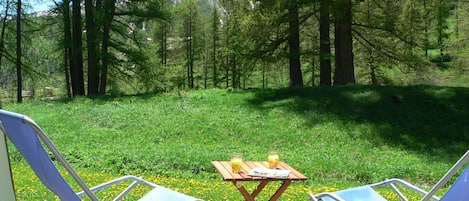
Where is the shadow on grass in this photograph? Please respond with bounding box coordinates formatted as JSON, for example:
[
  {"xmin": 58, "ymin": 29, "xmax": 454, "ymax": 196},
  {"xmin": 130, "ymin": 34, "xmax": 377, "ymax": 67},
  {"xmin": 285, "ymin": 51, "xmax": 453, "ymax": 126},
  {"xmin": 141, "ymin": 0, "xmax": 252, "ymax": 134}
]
[{"xmin": 246, "ymin": 85, "xmax": 469, "ymax": 160}]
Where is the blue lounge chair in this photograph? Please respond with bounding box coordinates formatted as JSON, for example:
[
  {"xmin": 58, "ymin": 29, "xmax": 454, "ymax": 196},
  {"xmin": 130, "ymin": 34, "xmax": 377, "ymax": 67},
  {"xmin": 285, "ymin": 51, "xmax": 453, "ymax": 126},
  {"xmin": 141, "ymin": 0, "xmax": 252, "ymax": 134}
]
[
  {"xmin": 0, "ymin": 127, "xmax": 15, "ymax": 201},
  {"xmin": 309, "ymin": 150, "xmax": 469, "ymax": 201},
  {"xmin": 0, "ymin": 109, "xmax": 202, "ymax": 201}
]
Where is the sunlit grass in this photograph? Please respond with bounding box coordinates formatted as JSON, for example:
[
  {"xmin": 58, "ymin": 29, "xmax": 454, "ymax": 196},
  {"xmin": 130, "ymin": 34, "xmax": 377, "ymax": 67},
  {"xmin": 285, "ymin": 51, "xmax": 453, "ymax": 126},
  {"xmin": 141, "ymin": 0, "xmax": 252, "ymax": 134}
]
[
  {"xmin": 5, "ymin": 87, "xmax": 468, "ymax": 200},
  {"xmin": 12, "ymin": 160, "xmax": 428, "ymax": 201},
  {"xmin": 12, "ymin": 161, "xmax": 314, "ymax": 200}
]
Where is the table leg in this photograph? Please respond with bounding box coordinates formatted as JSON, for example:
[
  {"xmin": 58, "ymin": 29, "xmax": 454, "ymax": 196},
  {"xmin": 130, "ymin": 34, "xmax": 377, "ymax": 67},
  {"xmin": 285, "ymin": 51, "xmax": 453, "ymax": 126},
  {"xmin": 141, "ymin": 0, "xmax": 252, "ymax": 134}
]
[
  {"xmin": 269, "ymin": 180, "xmax": 292, "ymax": 201},
  {"xmin": 232, "ymin": 181, "xmax": 254, "ymax": 201},
  {"xmin": 251, "ymin": 180, "xmax": 270, "ymax": 198}
]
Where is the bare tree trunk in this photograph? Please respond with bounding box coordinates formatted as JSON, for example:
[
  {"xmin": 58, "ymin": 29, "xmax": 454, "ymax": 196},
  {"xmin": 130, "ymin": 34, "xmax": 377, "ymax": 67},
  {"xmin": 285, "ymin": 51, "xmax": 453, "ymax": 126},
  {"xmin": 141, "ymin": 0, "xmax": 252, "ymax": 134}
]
[
  {"xmin": 288, "ymin": 2, "xmax": 303, "ymax": 87},
  {"xmin": 62, "ymin": 0, "xmax": 73, "ymax": 98},
  {"xmin": 161, "ymin": 22, "xmax": 168, "ymax": 65},
  {"xmin": 71, "ymin": 0, "xmax": 85, "ymax": 96},
  {"xmin": 423, "ymin": 0, "xmax": 429, "ymax": 58},
  {"xmin": 333, "ymin": 0, "xmax": 355, "ymax": 85},
  {"xmin": 455, "ymin": 0, "xmax": 459, "ymax": 39},
  {"xmin": 231, "ymin": 54, "xmax": 237, "ymax": 88},
  {"xmin": 211, "ymin": 7, "xmax": 219, "ymax": 88},
  {"xmin": 366, "ymin": 0, "xmax": 377, "ymax": 85},
  {"xmin": 319, "ymin": 0, "xmax": 331, "ymax": 86},
  {"xmin": 16, "ymin": 0, "xmax": 22, "ymax": 103},
  {"xmin": 185, "ymin": 12, "xmax": 195, "ymax": 89},
  {"xmin": 86, "ymin": 0, "xmax": 99, "ymax": 95},
  {"xmin": 203, "ymin": 25, "xmax": 208, "ymax": 89},
  {"xmin": 0, "ymin": 0, "xmax": 10, "ymax": 69},
  {"xmin": 100, "ymin": 0, "xmax": 116, "ymax": 95},
  {"xmin": 189, "ymin": 16, "xmax": 194, "ymax": 89}
]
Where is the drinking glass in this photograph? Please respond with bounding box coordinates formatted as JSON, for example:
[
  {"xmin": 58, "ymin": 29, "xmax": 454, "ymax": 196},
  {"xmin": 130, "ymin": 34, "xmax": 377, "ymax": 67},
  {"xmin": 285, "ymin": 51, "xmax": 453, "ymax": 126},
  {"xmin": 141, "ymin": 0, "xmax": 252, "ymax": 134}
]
[
  {"xmin": 268, "ymin": 151, "xmax": 280, "ymax": 169},
  {"xmin": 231, "ymin": 153, "xmax": 243, "ymax": 173}
]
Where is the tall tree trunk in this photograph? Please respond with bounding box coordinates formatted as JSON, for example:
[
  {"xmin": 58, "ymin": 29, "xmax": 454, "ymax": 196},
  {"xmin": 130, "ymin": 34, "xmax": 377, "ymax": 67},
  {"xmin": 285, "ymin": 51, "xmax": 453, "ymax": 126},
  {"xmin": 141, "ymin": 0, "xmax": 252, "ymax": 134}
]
[
  {"xmin": 366, "ymin": 0, "xmax": 377, "ymax": 85},
  {"xmin": 183, "ymin": 1, "xmax": 195, "ymax": 89},
  {"xmin": 437, "ymin": 0, "xmax": 449, "ymax": 56},
  {"xmin": 262, "ymin": 64, "xmax": 266, "ymax": 89},
  {"xmin": 189, "ymin": 16, "xmax": 194, "ymax": 89},
  {"xmin": 202, "ymin": 21, "xmax": 208, "ymax": 89},
  {"xmin": 231, "ymin": 18, "xmax": 238, "ymax": 89},
  {"xmin": 225, "ymin": 25, "xmax": 229, "ymax": 88},
  {"xmin": 288, "ymin": 2, "xmax": 303, "ymax": 87},
  {"xmin": 62, "ymin": 0, "xmax": 73, "ymax": 98},
  {"xmin": 423, "ymin": 0, "xmax": 429, "ymax": 58},
  {"xmin": 86, "ymin": 0, "xmax": 99, "ymax": 95},
  {"xmin": 71, "ymin": 0, "xmax": 85, "ymax": 96},
  {"xmin": 100, "ymin": 0, "xmax": 116, "ymax": 95},
  {"xmin": 160, "ymin": 22, "xmax": 167, "ymax": 65},
  {"xmin": 224, "ymin": 0, "xmax": 230, "ymax": 88},
  {"xmin": 333, "ymin": 0, "xmax": 355, "ymax": 85},
  {"xmin": 319, "ymin": 0, "xmax": 331, "ymax": 86},
  {"xmin": 211, "ymin": 7, "xmax": 219, "ymax": 88},
  {"xmin": 455, "ymin": 0, "xmax": 459, "ymax": 39},
  {"xmin": 0, "ymin": 0, "xmax": 10, "ymax": 68},
  {"xmin": 409, "ymin": 0, "xmax": 414, "ymax": 53},
  {"xmin": 185, "ymin": 12, "xmax": 194, "ymax": 89},
  {"xmin": 16, "ymin": 0, "xmax": 22, "ymax": 103},
  {"xmin": 231, "ymin": 54, "xmax": 237, "ymax": 88},
  {"xmin": 204, "ymin": 34, "xmax": 208, "ymax": 89}
]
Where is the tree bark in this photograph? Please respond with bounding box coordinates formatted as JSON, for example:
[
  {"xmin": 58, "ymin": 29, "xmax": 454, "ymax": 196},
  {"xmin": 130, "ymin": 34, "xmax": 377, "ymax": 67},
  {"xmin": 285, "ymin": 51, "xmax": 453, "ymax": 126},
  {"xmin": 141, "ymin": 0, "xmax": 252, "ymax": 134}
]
[
  {"xmin": 288, "ymin": 2, "xmax": 303, "ymax": 87},
  {"xmin": 160, "ymin": 22, "xmax": 167, "ymax": 65},
  {"xmin": 62, "ymin": 0, "xmax": 73, "ymax": 98},
  {"xmin": 86, "ymin": 0, "xmax": 99, "ymax": 95},
  {"xmin": 71, "ymin": 0, "xmax": 85, "ymax": 96},
  {"xmin": 319, "ymin": 0, "xmax": 332, "ymax": 86},
  {"xmin": 212, "ymin": 7, "xmax": 219, "ymax": 87},
  {"xmin": 333, "ymin": 0, "xmax": 355, "ymax": 85},
  {"xmin": 185, "ymin": 13, "xmax": 194, "ymax": 89},
  {"xmin": 100, "ymin": 0, "xmax": 116, "ymax": 95},
  {"xmin": 423, "ymin": 0, "xmax": 429, "ymax": 58},
  {"xmin": 16, "ymin": 0, "xmax": 22, "ymax": 103},
  {"xmin": 189, "ymin": 16, "xmax": 194, "ymax": 89},
  {"xmin": 0, "ymin": 0, "xmax": 10, "ymax": 69}
]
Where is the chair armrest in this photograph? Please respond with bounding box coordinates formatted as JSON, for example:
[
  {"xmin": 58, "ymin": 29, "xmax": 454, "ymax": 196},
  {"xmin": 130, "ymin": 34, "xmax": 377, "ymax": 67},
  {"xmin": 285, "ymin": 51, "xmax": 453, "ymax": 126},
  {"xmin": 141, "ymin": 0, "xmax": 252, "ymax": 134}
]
[
  {"xmin": 309, "ymin": 192, "xmax": 346, "ymax": 201},
  {"xmin": 76, "ymin": 175, "xmax": 156, "ymax": 198},
  {"xmin": 371, "ymin": 178, "xmax": 440, "ymax": 201}
]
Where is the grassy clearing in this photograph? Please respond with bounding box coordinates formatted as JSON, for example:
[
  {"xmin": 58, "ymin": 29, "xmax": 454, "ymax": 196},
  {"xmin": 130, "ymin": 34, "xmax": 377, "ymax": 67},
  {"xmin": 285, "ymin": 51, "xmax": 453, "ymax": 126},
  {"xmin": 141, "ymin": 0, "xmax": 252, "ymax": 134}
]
[{"xmin": 4, "ymin": 86, "xmax": 469, "ymax": 200}]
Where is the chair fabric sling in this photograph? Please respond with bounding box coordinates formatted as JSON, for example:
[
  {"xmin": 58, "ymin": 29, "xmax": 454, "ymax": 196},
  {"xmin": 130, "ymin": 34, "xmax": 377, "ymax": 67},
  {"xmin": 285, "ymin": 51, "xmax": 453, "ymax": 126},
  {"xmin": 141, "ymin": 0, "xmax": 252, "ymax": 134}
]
[
  {"xmin": 0, "ymin": 109, "xmax": 203, "ymax": 201},
  {"xmin": 310, "ymin": 150, "xmax": 469, "ymax": 201},
  {"xmin": 439, "ymin": 164, "xmax": 469, "ymax": 201},
  {"xmin": 0, "ymin": 131, "xmax": 16, "ymax": 201},
  {"xmin": 0, "ymin": 110, "xmax": 81, "ymax": 201},
  {"xmin": 320, "ymin": 186, "xmax": 387, "ymax": 201},
  {"xmin": 138, "ymin": 185, "xmax": 203, "ymax": 201}
]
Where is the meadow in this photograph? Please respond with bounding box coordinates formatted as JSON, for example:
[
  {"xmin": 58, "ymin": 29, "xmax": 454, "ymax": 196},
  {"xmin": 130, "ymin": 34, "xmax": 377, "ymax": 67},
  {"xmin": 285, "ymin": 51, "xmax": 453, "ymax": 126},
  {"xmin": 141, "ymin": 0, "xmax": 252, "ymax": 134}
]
[{"xmin": 4, "ymin": 86, "xmax": 469, "ymax": 200}]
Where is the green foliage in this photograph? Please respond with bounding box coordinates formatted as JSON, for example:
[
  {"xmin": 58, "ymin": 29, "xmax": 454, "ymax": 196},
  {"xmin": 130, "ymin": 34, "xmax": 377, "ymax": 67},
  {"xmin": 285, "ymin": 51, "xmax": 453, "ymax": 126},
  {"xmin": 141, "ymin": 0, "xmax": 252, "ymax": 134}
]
[
  {"xmin": 2, "ymin": 0, "xmax": 469, "ymax": 101},
  {"xmin": 430, "ymin": 53, "xmax": 452, "ymax": 69},
  {"xmin": 5, "ymin": 87, "xmax": 469, "ymax": 200}
]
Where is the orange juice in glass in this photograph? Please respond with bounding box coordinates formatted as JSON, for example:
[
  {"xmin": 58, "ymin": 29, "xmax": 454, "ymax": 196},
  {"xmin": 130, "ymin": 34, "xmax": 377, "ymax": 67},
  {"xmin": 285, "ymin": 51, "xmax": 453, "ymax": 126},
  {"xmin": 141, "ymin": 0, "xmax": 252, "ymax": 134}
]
[
  {"xmin": 268, "ymin": 151, "xmax": 279, "ymax": 169},
  {"xmin": 231, "ymin": 153, "xmax": 243, "ymax": 173}
]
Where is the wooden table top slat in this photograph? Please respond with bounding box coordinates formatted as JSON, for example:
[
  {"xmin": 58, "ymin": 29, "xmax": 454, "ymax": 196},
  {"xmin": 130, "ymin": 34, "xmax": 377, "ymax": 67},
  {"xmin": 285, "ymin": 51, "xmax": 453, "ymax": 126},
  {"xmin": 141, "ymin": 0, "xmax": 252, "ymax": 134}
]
[
  {"xmin": 211, "ymin": 161, "xmax": 308, "ymax": 181},
  {"xmin": 222, "ymin": 161, "xmax": 245, "ymax": 179},
  {"xmin": 211, "ymin": 161, "xmax": 232, "ymax": 179},
  {"xmin": 244, "ymin": 161, "xmax": 259, "ymax": 169}
]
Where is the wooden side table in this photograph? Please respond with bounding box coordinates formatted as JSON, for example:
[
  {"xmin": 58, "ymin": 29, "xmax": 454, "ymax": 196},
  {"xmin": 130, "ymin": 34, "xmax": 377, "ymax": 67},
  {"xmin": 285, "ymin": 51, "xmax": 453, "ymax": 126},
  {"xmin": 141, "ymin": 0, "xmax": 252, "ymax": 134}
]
[{"xmin": 211, "ymin": 161, "xmax": 307, "ymax": 201}]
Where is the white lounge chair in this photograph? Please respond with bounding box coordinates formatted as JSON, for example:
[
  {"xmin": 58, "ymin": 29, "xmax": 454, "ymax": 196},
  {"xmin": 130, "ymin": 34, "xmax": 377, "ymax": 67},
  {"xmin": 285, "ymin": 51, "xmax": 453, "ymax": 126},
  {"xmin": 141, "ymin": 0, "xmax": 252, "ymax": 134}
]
[
  {"xmin": 309, "ymin": 150, "xmax": 469, "ymax": 201},
  {"xmin": 0, "ymin": 109, "xmax": 203, "ymax": 201}
]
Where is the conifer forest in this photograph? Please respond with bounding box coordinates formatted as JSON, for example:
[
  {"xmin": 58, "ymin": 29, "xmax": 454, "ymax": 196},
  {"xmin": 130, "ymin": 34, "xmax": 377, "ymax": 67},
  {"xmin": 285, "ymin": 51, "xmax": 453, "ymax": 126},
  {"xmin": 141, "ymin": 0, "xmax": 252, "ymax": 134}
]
[{"xmin": 0, "ymin": 0, "xmax": 468, "ymax": 101}]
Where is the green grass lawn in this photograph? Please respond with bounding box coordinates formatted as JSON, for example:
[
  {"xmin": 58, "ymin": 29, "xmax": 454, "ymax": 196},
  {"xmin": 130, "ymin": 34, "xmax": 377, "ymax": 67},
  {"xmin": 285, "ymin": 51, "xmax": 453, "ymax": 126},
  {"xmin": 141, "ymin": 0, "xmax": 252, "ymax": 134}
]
[{"xmin": 4, "ymin": 86, "xmax": 469, "ymax": 200}]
